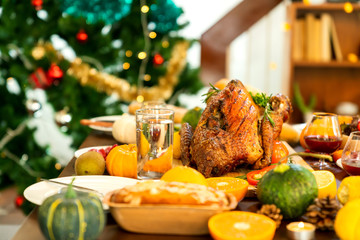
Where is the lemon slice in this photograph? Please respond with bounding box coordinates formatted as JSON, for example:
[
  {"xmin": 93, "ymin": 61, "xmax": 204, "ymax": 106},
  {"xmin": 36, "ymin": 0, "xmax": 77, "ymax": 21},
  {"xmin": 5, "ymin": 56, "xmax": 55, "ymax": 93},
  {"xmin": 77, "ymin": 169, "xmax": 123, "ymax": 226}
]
[
  {"xmin": 312, "ymin": 170, "xmax": 337, "ymax": 199},
  {"xmin": 337, "ymin": 176, "xmax": 360, "ymax": 205}
]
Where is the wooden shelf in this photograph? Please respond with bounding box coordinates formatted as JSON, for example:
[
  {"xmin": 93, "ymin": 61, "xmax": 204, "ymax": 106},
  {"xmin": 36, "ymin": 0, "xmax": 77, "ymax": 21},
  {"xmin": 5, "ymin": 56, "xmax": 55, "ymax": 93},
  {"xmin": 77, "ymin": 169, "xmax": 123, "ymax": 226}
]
[
  {"xmin": 287, "ymin": 3, "xmax": 360, "ymax": 123},
  {"xmin": 293, "ymin": 61, "xmax": 360, "ymax": 68},
  {"xmin": 292, "ymin": 2, "xmax": 360, "ymax": 11}
]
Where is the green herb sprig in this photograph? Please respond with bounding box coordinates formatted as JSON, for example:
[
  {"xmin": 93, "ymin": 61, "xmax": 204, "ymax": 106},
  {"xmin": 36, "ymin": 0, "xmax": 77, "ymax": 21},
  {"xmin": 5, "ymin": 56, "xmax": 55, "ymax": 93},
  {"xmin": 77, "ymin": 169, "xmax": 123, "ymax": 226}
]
[
  {"xmin": 202, "ymin": 83, "xmax": 220, "ymax": 103},
  {"xmin": 202, "ymin": 85, "xmax": 275, "ymax": 128},
  {"xmin": 250, "ymin": 92, "xmax": 275, "ymax": 127}
]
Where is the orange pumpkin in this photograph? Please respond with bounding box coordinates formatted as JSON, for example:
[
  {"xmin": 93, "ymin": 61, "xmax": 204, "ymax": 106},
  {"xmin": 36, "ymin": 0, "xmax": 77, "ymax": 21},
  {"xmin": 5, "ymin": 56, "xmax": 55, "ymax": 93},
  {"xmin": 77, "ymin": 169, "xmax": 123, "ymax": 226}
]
[{"xmin": 106, "ymin": 144, "xmax": 137, "ymax": 179}]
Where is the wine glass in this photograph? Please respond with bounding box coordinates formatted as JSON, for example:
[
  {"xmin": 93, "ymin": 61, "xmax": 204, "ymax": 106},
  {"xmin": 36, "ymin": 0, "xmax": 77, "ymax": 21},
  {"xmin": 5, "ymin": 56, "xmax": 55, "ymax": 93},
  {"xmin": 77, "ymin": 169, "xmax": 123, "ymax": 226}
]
[
  {"xmin": 341, "ymin": 131, "xmax": 360, "ymax": 175},
  {"xmin": 303, "ymin": 112, "xmax": 342, "ymax": 169}
]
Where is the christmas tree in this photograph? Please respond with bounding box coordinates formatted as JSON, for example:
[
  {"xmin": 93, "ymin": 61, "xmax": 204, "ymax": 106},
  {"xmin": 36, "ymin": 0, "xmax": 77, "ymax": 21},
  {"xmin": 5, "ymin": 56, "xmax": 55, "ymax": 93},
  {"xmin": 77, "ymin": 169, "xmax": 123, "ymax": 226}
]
[{"xmin": 0, "ymin": 0, "xmax": 202, "ymax": 213}]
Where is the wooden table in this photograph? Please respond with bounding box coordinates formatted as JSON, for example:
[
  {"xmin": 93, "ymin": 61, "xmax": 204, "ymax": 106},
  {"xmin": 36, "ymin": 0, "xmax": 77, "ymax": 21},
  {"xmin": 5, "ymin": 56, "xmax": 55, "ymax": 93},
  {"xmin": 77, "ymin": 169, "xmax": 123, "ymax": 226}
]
[{"xmin": 13, "ymin": 132, "xmax": 347, "ymax": 240}]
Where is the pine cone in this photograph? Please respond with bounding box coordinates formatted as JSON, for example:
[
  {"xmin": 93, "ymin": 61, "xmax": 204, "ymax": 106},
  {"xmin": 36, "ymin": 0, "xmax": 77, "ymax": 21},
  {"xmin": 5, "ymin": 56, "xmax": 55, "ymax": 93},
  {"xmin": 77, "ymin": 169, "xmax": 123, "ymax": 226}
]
[
  {"xmin": 303, "ymin": 196, "xmax": 340, "ymax": 231},
  {"xmin": 257, "ymin": 204, "xmax": 283, "ymax": 228}
]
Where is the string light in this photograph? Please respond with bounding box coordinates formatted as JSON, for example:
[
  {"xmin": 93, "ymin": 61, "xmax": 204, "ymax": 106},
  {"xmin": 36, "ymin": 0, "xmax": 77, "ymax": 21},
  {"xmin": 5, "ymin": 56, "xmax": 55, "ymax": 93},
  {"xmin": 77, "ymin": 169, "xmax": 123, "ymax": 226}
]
[
  {"xmin": 138, "ymin": 52, "xmax": 147, "ymax": 59},
  {"xmin": 344, "ymin": 2, "xmax": 353, "ymax": 13},
  {"xmin": 347, "ymin": 53, "xmax": 358, "ymax": 63},
  {"xmin": 144, "ymin": 74, "xmax": 151, "ymax": 81},
  {"xmin": 141, "ymin": 5, "xmax": 149, "ymax": 13},
  {"xmin": 55, "ymin": 163, "xmax": 62, "ymax": 170},
  {"xmin": 32, "ymin": 46, "xmax": 45, "ymax": 60},
  {"xmin": 125, "ymin": 50, "xmax": 133, "ymax": 57},
  {"xmin": 283, "ymin": 22, "xmax": 291, "ymax": 32},
  {"xmin": 137, "ymin": 95, "xmax": 144, "ymax": 103},
  {"xmin": 269, "ymin": 62, "xmax": 277, "ymax": 70},
  {"xmin": 162, "ymin": 40, "xmax": 169, "ymax": 48},
  {"xmin": 149, "ymin": 31, "xmax": 157, "ymax": 39},
  {"xmin": 123, "ymin": 62, "xmax": 130, "ymax": 70}
]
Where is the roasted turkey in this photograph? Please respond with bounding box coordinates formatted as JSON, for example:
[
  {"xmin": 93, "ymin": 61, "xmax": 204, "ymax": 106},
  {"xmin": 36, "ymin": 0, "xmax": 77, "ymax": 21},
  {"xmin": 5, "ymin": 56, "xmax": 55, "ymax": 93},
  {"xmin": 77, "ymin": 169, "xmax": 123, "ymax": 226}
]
[{"xmin": 180, "ymin": 80, "xmax": 292, "ymax": 177}]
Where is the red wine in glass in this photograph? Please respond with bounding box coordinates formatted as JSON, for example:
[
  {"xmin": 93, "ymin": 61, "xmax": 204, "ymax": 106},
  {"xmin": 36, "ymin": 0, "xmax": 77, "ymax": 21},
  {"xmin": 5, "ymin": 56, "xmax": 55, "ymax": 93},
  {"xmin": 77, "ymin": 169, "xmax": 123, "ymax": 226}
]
[
  {"xmin": 342, "ymin": 160, "xmax": 360, "ymax": 175},
  {"xmin": 304, "ymin": 135, "xmax": 342, "ymax": 154},
  {"xmin": 342, "ymin": 151, "xmax": 360, "ymax": 176}
]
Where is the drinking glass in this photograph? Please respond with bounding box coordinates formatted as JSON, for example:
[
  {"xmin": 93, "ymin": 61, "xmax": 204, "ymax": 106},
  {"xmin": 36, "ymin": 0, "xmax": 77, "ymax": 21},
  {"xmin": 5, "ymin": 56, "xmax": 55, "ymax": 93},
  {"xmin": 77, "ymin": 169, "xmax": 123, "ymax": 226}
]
[
  {"xmin": 303, "ymin": 112, "xmax": 342, "ymax": 169},
  {"xmin": 136, "ymin": 108, "xmax": 174, "ymax": 179},
  {"xmin": 341, "ymin": 131, "xmax": 360, "ymax": 175}
]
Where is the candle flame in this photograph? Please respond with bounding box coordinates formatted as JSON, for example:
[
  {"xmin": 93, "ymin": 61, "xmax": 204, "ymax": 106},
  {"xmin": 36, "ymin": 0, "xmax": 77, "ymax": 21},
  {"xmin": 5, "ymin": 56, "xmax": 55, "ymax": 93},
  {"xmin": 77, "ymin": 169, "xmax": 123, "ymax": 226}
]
[{"xmin": 298, "ymin": 222, "xmax": 305, "ymax": 228}]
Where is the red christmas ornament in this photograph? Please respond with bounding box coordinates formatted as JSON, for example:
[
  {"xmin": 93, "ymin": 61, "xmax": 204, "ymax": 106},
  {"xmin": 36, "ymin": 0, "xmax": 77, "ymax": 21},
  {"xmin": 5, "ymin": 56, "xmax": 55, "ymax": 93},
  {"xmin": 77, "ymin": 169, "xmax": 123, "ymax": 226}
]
[
  {"xmin": 76, "ymin": 29, "xmax": 88, "ymax": 43},
  {"xmin": 15, "ymin": 195, "xmax": 25, "ymax": 208},
  {"xmin": 31, "ymin": 0, "xmax": 43, "ymax": 10},
  {"xmin": 153, "ymin": 53, "xmax": 164, "ymax": 65},
  {"xmin": 29, "ymin": 68, "xmax": 53, "ymax": 89},
  {"xmin": 47, "ymin": 63, "xmax": 64, "ymax": 85}
]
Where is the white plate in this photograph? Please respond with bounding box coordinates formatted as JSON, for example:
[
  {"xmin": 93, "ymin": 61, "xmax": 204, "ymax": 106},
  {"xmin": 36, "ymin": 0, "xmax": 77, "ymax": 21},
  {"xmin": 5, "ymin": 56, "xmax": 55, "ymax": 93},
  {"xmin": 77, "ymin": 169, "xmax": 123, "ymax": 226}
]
[
  {"xmin": 336, "ymin": 159, "xmax": 343, "ymax": 169},
  {"xmin": 24, "ymin": 176, "xmax": 139, "ymax": 210},
  {"xmin": 88, "ymin": 115, "xmax": 123, "ymax": 132},
  {"xmin": 74, "ymin": 145, "xmax": 112, "ymax": 158}
]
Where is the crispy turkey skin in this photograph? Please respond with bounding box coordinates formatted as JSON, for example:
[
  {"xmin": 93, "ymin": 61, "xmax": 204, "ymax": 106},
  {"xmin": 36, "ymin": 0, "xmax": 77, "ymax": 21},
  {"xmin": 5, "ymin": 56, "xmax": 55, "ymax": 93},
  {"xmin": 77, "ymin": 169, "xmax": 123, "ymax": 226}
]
[{"xmin": 180, "ymin": 80, "xmax": 292, "ymax": 177}]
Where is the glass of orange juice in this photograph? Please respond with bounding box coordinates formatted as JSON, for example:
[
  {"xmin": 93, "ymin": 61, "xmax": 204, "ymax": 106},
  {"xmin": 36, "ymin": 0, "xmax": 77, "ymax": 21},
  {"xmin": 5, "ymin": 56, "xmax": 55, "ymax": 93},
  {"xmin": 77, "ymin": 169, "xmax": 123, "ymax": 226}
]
[{"xmin": 136, "ymin": 108, "xmax": 174, "ymax": 179}]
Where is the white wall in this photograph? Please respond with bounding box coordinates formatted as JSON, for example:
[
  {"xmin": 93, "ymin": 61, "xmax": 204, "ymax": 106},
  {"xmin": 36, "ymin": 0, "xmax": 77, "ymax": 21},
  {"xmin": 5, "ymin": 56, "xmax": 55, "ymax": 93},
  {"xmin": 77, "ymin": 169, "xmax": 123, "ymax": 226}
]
[{"xmin": 174, "ymin": 0, "xmax": 289, "ymax": 96}]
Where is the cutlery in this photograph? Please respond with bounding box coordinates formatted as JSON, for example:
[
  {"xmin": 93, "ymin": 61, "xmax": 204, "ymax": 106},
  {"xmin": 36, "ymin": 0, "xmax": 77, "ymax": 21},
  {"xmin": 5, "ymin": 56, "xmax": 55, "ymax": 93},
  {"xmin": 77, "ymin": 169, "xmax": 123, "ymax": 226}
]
[
  {"xmin": 80, "ymin": 119, "xmax": 114, "ymax": 128},
  {"xmin": 41, "ymin": 178, "xmax": 104, "ymax": 196}
]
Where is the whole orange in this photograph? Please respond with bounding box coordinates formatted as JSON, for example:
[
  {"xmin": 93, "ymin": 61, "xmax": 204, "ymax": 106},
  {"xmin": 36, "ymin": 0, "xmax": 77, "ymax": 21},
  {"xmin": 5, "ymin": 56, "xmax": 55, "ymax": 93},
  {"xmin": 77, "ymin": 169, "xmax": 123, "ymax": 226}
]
[{"xmin": 213, "ymin": 78, "xmax": 230, "ymax": 90}]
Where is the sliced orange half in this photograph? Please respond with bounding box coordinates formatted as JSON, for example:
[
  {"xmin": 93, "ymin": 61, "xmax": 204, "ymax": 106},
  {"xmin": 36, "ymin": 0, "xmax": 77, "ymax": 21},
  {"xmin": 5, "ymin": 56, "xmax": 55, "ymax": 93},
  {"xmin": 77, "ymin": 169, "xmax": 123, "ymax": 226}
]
[
  {"xmin": 208, "ymin": 211, "xmax": 276, "ymax": 240},
  {"xmin": 206, "ymin": 177, "xmax": 249, "ymax": 202}
]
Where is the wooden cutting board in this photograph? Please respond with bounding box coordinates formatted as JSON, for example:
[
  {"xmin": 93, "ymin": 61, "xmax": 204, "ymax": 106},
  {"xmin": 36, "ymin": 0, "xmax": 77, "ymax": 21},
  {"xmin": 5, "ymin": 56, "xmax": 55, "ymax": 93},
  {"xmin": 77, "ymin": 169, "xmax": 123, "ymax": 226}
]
[{"xmin": 173, "ymin": 141, "xmax": 312, "ymax": 198}]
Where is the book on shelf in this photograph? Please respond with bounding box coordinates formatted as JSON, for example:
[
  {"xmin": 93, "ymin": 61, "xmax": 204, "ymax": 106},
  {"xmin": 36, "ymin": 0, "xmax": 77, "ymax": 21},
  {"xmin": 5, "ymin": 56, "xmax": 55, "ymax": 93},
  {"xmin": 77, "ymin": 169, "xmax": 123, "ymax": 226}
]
[
  {"xmin": 305, "ymin": 13, "xmax": 322, "ymax": 61},
  {"xmin": 320, "ymin": 13, "xmax": 332, "ymax": 62},
  {"xmin": 305, "ymin": 13, "xmax": 317, "ymax": 61},
  {"xmin": 292, "ymin": 13, "xmax": 343, "ymax": 62},
  {"xmin": 329, "ymin": 15, "xmax": 343, "ymax": 61},
  {"xmin": 293, "ymin": 18, "xmax": 305, "ymax": 61}
]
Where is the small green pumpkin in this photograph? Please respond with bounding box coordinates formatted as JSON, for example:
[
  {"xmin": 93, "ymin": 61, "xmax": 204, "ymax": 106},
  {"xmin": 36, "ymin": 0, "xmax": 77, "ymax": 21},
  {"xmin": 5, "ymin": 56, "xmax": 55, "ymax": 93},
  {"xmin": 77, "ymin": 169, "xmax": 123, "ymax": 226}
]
[
  {"xmin": 256, "ymin": 164, "xmax": 318, "ymax": 219},
  {"xmin": 181, "ymin": 107, "xmax": 203, "ymax": 129},
  {"xmin": 38, "ymin": 178, "xmax": 105, "ymax": 240}
]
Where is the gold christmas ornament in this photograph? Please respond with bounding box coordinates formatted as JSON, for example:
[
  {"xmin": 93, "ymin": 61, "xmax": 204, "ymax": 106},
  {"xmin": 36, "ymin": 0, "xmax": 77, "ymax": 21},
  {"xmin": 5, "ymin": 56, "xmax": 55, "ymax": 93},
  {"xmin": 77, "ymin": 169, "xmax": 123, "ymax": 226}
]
[
  {"xmin": 67, "ymin": 41, "xmax": 189, "ymax": 102},
  {"xmin": 32, "ymin": 41, "xmax": 63, "ymax": 62},
  {"xmin": 32, "ymin": 46, "xmax": 46, "ymax": 60}
]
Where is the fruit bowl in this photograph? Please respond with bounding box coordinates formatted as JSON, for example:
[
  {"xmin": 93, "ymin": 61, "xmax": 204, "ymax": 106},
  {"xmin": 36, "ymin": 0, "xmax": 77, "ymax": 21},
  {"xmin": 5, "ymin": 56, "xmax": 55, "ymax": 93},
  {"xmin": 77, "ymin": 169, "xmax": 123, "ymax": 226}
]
[{"xmin": 103, "ymin": 191, "xmax": 238, "ymax": 235}]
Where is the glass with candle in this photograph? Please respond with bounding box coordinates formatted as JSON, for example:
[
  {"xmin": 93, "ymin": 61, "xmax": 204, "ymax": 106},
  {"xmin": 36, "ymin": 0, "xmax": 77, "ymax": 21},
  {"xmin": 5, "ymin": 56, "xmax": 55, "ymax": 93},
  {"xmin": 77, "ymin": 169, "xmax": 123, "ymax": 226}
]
[
  {"xmin": 341, "ymin": 131, "xmax": 360, "ymax": 175},
  {"xmin": 286, "ymin": 221, "xmax": 315, "ymax": 240},
  {"xmin": 136, "ymin": 108, "xmax": 174, "ymax": 179}
]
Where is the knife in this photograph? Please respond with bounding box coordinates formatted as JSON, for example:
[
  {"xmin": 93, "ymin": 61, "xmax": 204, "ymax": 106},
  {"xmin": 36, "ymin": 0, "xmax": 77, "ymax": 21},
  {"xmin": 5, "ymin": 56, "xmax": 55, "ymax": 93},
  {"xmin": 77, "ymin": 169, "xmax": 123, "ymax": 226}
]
[
  {"xmin": 80, "ymin": 119, "xmax": 114, "ymax": 128},
  {"xmin": 41, "ymin": 178, "xmax": 104, "ymax": 196}
]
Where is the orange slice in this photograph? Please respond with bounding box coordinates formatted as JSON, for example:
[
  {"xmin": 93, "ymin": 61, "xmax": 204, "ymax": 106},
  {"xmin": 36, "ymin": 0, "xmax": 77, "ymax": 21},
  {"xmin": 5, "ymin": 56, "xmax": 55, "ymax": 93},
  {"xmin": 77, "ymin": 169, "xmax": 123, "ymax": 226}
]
[
  {"xmin": 173, "ymin": 131, "xmax": 181, "ymax": 159},
  {"xmin": 206, "ymin": 177, "xmax": 249, "ymax": 202},
  {"xmin": 312, "ymin": 170, "xmax": 337, "ymax": 199},
  {"xmin": 160, "ymin": 166, "xmax": 207, "ymax": 186},
  {"xmin": 140, "ymin": 132, "xmax": 150, "ymax": 158},
  {"xmin": 143, "ymin": 146, "xmax": 173, "ymax": 173},
  {"xmin": 208, "ymin": 211, "xmax": 276, "ymax": 240},
  {"xmin": 337, "ymin": 176, "xmax": 360, "ymax": 205},
  {"xmin": 332, "ymin": 149, "xmax": 343, "ymax": 162}
]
